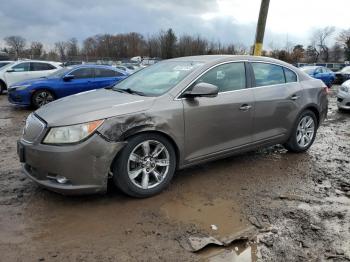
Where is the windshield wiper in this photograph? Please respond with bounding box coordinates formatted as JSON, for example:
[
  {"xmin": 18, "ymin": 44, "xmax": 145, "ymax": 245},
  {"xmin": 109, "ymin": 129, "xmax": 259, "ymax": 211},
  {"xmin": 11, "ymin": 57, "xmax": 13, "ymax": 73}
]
[{"xmin": 113, "ymin": 87, "xmax": 147, "ymax": 96}]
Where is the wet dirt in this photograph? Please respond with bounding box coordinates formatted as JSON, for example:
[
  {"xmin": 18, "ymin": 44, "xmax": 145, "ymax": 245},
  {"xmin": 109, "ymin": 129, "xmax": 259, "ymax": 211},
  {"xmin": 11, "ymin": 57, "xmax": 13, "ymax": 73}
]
[{"xmin": 0, "ymin": 86, "xmax": 349, "ymax": 261}]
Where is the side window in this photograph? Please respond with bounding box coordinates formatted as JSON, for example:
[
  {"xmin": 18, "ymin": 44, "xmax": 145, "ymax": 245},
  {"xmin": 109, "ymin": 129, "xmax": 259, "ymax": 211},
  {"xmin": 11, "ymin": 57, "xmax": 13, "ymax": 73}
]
[
  {"xmin": 31, "ymin": 62, "xmax": 56, "ymax": 71},
  {"xmin": 12, "ymin": 62, "xmax": 30, "ymax": 72},
  {"xmin": 252, "ymin": 63, "xmax": 285, "ymax": 87},
  {"xmin": 315, "ymin": 67, "xmax": 322, "ymax": 74},
  {"xmin": 70, "ymin": 68, "xmax": 94, "ymax": 79},
  {"xmin": 284, "ymin": 68, "xmax": 297, "ymax": 83},
  {"xmin": 194, "ymin": 62, "xmax": 246, "ymax": 92},
  {"xmin": 95, "ymin": 68, "xmax": 122, "ymax": 77}
]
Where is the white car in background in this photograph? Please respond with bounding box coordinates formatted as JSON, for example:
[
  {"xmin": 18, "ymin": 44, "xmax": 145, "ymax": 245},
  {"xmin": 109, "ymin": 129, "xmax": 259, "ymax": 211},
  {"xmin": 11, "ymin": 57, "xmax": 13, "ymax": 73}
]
[
  {"xmin": 0, "ymin": 60, "xmax": 62, "ymax": 94},
  {"xmin": 337, "ymin": 79, "xmax": 350, "ymax": 111}
]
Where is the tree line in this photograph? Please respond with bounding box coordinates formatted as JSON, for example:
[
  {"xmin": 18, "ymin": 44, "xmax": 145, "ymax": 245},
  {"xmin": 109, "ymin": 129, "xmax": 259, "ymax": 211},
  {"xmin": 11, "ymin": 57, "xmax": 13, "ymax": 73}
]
[{"xmin": 2, "ymin": 27, "xmax": 350, "ymax": 64}]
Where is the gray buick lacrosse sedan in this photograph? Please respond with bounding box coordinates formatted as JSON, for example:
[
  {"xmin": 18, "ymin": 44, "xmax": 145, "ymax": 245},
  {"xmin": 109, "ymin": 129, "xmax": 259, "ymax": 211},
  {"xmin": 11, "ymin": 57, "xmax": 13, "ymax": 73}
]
[{"xmin": 18, "ymin": 55, "xmax": 328, "ymax": 197}]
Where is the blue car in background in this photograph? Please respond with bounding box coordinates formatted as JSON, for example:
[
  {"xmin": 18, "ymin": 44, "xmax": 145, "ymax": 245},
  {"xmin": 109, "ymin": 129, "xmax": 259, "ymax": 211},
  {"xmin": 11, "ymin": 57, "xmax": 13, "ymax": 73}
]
[
  {"xmin": 300, "ymin": 66, "xmax": 335, "ymax": 88},
  {"xmin": 8, "ymin": 65, "xmax": 128, "ymax": 108}
]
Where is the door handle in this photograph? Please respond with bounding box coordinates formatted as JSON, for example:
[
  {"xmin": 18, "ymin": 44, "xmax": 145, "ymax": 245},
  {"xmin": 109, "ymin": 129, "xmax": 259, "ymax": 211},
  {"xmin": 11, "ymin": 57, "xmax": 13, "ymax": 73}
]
[
  {"xmin": 239, "ymin": 104, "xmax": 252, "ymax": 111},
  {"xmin": 291, "ymin": 95, "xmax": 300, "ymax": 101}
]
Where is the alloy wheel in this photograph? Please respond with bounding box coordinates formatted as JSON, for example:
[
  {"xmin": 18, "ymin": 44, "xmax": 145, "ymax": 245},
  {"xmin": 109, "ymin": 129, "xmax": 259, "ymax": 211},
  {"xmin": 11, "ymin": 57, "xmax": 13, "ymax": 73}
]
[
  {"xmin": 127, "ymin": 140, "xmax": 170, "ymax": 189},
  {"xmin": 296, "ymin": 115, "xmax": 315, "ymax": 148}
]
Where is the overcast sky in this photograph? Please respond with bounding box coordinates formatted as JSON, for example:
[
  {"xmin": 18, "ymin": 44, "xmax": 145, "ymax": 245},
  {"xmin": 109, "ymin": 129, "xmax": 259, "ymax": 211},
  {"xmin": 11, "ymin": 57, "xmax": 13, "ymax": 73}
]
[{"xmin": 0, "ymin": 0, "xmax": 348, "ymax": 49}]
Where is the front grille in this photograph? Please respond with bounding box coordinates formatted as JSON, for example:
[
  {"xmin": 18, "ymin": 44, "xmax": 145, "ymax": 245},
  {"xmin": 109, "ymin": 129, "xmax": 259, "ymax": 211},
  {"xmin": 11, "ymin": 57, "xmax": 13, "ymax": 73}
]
[
  {"xmin": 22, "ymin": 114, "xmax": 45, "ymax": 143},
  {"xmin": 346, "ymin": 102, "xmax": 350, "ymax": 106}
]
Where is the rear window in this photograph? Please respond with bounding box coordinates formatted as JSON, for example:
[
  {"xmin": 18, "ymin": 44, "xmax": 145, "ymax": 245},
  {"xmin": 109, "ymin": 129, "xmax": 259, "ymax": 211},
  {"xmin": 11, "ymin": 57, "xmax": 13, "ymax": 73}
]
[
  {"xmin": 252, "ymin": 63, "xmax": 285, "ymax": 87},
  {"xmin": 95, "ymin": 68, "xmax": 122, "ymax": 77},
  {"xmin": 31, "ymin": 62, "xmax": 56, "ymax": 71},
  {"xmin": 284, "ymin": 68, "xmax": 297, "ymax": 83}
]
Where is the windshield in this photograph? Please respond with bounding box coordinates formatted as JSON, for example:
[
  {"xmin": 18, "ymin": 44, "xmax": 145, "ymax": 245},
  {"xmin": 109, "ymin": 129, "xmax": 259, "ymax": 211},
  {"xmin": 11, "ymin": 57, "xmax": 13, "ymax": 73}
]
[
  {"xmin": 48, "ymin": 67, "xmax": 73, "ymax": 78},
  {"xmin": 300, "ymin": 67, "xmax": 316, "ymax": 74},
  {"xmin": 113, "ymin": 60, "xmax": 204, "ymax": 96},
  {"xmin": 340, "ymin": 66, "xmax": 350, "ymax": 73}
]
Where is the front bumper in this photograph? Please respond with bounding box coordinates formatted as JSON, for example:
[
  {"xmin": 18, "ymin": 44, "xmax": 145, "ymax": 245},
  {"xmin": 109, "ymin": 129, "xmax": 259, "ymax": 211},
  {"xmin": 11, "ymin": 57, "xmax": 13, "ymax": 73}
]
[
  {"xmin": 8, "ymin": 89, "xmax": 31, "ymax": 106},
  {"xmin": 18, "ymin": 134, "xmax": 126, "ymax": 195},
  {"xmin": 337, "ymin": 91, "xmax": 350, "ymax": 110}
]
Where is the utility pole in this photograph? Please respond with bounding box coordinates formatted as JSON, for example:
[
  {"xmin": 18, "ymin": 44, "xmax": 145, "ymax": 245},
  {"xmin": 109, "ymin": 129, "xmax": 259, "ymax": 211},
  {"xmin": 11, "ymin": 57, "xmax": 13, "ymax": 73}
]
[{"xmin": 253, "ymin": 0, "xmax": 270, "ymax": 56}]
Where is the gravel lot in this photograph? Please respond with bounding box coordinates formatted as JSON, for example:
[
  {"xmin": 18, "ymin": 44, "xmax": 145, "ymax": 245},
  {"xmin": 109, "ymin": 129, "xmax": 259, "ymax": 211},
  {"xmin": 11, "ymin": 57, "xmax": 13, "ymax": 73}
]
[{"xmin": 0, "ymin": 86, "xmax": 349, "ymax": 261}]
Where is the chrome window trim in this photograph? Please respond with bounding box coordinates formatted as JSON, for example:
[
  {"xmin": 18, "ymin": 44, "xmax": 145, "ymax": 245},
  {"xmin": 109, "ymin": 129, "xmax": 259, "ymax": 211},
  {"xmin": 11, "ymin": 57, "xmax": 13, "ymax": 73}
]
[
  {"xmin": 174, "ymin": 60, "xmax": 248, "ymax": 100},
  {"xmin": 174, "ymin": 60, "xmax": 299, "ymax": 100},
  {"xmin": 250, "ymin": 60, "xmax": 299, "ymax": 84}
]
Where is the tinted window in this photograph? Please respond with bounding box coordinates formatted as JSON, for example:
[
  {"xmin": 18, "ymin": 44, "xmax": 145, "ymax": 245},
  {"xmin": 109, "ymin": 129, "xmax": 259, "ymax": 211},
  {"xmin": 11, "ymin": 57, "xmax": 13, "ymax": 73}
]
[
  {"xmin": 95, "ymin": 68, "xmax": 122, "ymax": 77},
  {"xmin": 12, "ymin": 62, "xmax": 30, "ymax": 72},
  {"xmin": 0, "ymin": 62, "xmax": 10, "ymax": 68},
  {"xmin": 31, "ymin": 62, "xmax": 56, "ymax": 71},
  {"xmin": 284, "ymin": 68, "xmax": 297, "ymax": 83},
  {"xmin": 252, "ymin": 63, "xmax": 285, "ymax": 87},
  {"xmin": 70, "ymin": 68, "xmax": 94, "ymax": 79},
  {"xmin": 194, "ymin": 62, "xmax": 246, "ymax": 92}
]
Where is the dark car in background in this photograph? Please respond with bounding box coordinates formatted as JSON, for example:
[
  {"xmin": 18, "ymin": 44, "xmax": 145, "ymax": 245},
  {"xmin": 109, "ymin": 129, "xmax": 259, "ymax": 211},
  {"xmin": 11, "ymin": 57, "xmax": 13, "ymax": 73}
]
[
  {"xmin": 8, "ymin": 65, "xmax": 128, "ymax": 108},
  {"xmin": 334, "ymin": 66, "xmax": 350, "ymax": 84},
  {"xmin": 300, "ymin": 66, "xmax": 335, "ymax": 88}
]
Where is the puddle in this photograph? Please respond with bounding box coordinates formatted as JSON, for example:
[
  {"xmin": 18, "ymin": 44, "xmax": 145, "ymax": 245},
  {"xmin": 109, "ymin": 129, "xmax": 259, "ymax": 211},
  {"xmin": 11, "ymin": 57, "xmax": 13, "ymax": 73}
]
[
  {"xmin": 161, "ymin": 194, "xmax": 249, "ymax": 238},
  {"xmin": 200, "ymin": 240, "xmax": 257, "ymax": 262}
]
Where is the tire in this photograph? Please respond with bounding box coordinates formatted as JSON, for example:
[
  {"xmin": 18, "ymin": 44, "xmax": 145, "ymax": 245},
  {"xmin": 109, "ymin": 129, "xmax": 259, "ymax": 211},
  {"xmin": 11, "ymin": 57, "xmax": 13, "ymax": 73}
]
[
  {"xmin": 284, "ymin": 110, "xmax": 318, "ymax": 153},
  {"xmin": 31, "ymin": 90, "xmax": 55, "ymax": 109},
  {"xmin": 113, "ymin": 133, "xmax": 176, "ymax": 198},
  {"xmin": 0, "ymin": 81, "xmax": 6, "ymax": 95}
]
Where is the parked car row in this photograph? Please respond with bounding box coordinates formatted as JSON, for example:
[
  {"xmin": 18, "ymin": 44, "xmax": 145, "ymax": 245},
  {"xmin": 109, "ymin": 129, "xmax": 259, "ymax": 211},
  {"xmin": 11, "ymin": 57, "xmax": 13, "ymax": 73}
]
[
  {"xmin": 8, "ymin": 64, "xmax": 128, "ymax": 108},
  {"xmin": 300, "ymin": 66, "xmax": 335, "ymax": 88},
  {"xmin": 0, "ymin": 60, "xmax": 129, "ymax": 108},
  {"xmin": 0, "ymin": 60, "xmax": 62, "ymax": 94}
]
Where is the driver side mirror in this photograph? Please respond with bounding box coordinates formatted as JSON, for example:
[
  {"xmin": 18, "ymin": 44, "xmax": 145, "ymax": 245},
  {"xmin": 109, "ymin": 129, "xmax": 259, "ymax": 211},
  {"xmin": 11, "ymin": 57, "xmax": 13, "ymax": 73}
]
[
  {"xmin": 183, "ymin": 82, "xmax": 219, "ymax": 98},
  {"xmin": 63, "ymin": 75, "xmax": 74, "ymax": 81},
  {"xmin": 6, "ymin": 69, "xmax": 14, "ymax": 73}
]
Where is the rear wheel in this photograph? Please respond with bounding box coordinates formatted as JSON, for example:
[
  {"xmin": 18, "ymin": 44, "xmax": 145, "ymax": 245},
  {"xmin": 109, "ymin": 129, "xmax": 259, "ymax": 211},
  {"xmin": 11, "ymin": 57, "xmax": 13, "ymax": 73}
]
[
  {"xmin": 284, "ymin": 110, "xmax": 317, "ymax": 153},
  {"xmin": 31, "ymin": 90, "xmax": 55, "ymax": 108},
  {"xmin": 113, "ymin": 133, "xmax": 176, "ymax": 198}
]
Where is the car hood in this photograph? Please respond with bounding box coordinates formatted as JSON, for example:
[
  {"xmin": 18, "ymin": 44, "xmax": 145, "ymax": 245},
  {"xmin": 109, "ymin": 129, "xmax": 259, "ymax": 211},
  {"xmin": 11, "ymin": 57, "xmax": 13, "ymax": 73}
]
[
  {"xmin": 35, "ymin": 89, "xmax": 156, "ymax": 126},
  {"xmin": 11, "ymin": 77, "xmax": 57, "ymax": 86}
]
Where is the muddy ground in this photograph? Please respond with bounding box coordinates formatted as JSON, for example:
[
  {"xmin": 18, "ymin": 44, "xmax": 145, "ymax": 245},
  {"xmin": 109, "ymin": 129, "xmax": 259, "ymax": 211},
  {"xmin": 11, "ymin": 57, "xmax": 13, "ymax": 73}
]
[{"xmin": 0, "ymin": 87, "xmax": 349, "ymax": 262}]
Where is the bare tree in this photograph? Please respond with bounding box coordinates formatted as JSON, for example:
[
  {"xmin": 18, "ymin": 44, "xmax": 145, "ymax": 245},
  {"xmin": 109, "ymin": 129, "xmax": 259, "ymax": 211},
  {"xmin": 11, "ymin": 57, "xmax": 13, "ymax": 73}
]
[
  {"xmin": 66, "ymin": 38, "xmax": 79, "ymax": 60},
  {"xmin": 159, "ymin": 29, "xmax": 177, "ymax": 59},
  {"xmin": 54, "ymin": 41, "xmax": 67, "ymax": 61},
  {"xmin": 337, "ymin": 29, "xmax": 350, "ymax": 61},
  {"xmin": 330, "ymin": 43, "xmax": 343, "ymax": 62},
  {"xmin": 30, "ymin": 41, "xmax": 44, "ymax": 58},
  {"xmin": 312, "ymin": 26, "xmax": 335, "ymax": 62},
  {"xmin": 4, "ymin": 35, "xmax": 26, "ymax": 58}
]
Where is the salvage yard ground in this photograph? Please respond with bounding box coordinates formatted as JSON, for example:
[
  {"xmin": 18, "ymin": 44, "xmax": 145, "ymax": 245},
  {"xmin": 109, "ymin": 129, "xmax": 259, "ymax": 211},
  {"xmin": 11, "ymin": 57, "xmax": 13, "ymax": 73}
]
[{"xmin": 0, "ymin": 86, "xmax": 349, "ymax": 261}]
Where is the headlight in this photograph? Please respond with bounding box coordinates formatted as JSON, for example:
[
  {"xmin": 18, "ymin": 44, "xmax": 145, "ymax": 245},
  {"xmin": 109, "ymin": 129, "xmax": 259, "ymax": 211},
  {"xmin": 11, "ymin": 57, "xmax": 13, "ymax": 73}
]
[
  {"xmin": 43, "ymin": 119, "xmax": 104, "ymax": 144},
  {"xmin": 10, "ymin": 84, "xmax": 31, "ymax": 91}
]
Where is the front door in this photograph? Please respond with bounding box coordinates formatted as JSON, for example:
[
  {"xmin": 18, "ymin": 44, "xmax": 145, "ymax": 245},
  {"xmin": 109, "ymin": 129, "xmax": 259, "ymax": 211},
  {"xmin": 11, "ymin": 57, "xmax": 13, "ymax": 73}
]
[
  {"xmin": 182, "ymin": 62, "xmax": 254, "ymax": 162},
  {"xmin": 61, "ymin": 68, "xmax": 95, "ymax": 97}
]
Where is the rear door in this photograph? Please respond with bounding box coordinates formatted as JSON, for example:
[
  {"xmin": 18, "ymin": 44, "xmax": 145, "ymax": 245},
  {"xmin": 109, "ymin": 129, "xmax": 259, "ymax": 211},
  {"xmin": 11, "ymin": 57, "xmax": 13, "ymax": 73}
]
[
  {"xmin": 4, "ymin": 62, "xmax": 31, "ymax": 86},
  {"xmin": 250, "ymin": 62, "xmax": 301, "ymax": 142},
  {"xmin": 93, "ymin": 68, "xmax": 125, "ymax": 89},
  {"xmin": 61, "ymin": 68, "xmax": 94, "ymax": 96},
  {"xmin": 182, "ymin": 62, "xmax": 255, "ymax": 162},
  {"xmin": 30, "ymin": 62, "xmax": 58, "ymax": 79}
]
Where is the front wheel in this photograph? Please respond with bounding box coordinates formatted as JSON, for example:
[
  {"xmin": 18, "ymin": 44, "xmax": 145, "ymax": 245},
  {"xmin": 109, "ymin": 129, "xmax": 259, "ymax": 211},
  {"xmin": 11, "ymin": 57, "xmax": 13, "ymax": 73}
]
[
  {"xmin": 31, "ymin": 90, "xmax": 55, "ymax": 108},
  {"xmin": 0, "ymin": 81, "xmax": 6, "ymax": 95},
  {"xmin": 113, "ymin": 133, "xmax": 176, "ymax": 198},
  {"xmin": 284, "ymin": 110, "xmax": 317, "ymax": 153}
]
